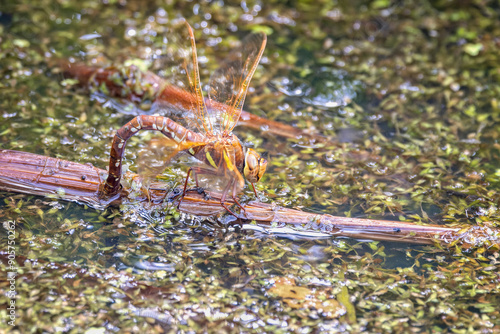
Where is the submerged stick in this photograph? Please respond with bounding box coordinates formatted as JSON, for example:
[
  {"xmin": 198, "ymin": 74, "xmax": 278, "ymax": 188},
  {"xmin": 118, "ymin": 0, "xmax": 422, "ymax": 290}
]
[
  {"xmin": 57, "ymin": 61, "xmax": 321, "ymax": 141},
  {"xmin": 1, "ymin": 149, "xmax": 498, "ymax": 249}
]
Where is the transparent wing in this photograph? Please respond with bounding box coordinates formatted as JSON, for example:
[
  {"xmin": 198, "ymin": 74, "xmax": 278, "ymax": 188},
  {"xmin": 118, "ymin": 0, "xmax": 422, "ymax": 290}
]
[
  {"xmin": 137, "ymin": 136, "xmax": 205, "ymax": 188},
  {"xmin": 190, "ymin": 145, "xmax": 245, "ymax": 195},
  {"xmin": 153, "ymin": 21, "xmax": 212, "ymax": 134},
  {"xmin": 132, "ymin": 22, "xmax": 215, "ymax": 187},
  {"xmin": 221, "ymin": 145, "xmax": 245, "ymax": 194},
  {"xmin": 137, "ymin": 137, "xmax": 182, "ymax": 188},
  {"xmin": 207, "ymin": 32, "xmax": 267, "ymax": 134}
]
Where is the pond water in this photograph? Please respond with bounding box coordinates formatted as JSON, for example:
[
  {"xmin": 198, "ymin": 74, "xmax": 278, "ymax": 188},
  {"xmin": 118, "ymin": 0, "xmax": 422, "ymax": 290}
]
[{"xmin": 1, "ymin": 0, "xmax": 500, "ymax": 332}]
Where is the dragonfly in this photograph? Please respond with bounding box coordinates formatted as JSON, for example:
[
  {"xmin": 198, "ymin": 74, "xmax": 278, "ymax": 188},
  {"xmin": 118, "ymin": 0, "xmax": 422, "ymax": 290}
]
[{"xmin": 99, "ymin": 22, "xmax": 268, "ymax": 216}]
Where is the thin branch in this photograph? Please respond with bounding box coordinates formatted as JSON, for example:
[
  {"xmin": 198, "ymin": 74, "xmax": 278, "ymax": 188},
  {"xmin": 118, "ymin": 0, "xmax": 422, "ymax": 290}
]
[
  {"xmin": 1, "ymin": 149, "xmax": 498, "ymax": 249},
  {"xmin": 56, "ymin": 60, "xmax": 323, "ymax": 141}
]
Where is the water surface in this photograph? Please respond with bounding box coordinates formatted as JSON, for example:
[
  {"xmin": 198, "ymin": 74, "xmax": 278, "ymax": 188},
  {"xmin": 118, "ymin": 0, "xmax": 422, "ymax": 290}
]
[{"xmin": 1, "ymin": 1, "xmax": 500, "ymax": 332}]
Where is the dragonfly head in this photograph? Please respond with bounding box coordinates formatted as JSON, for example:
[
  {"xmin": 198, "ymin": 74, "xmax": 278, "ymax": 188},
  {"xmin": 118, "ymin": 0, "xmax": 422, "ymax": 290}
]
[{"xmin": 243, "ymin": 148, "xmax": 267, "ymax": 184}]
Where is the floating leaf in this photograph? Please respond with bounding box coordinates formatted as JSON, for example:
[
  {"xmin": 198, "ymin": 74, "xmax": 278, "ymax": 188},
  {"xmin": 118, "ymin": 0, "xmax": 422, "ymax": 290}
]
[
  {"xmin": 268, "ymin": 277, "xmax": 346, "ymax": 319},
  {"xmin": 463, "ymin": 43, "xmax": 483, "ymax": 56}
]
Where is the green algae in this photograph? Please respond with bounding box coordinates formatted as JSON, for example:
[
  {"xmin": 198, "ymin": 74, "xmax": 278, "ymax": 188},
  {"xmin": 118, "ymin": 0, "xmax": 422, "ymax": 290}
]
[{"xmin": 1, "ymin": 0, "xmax": 500, "ymax": 332}]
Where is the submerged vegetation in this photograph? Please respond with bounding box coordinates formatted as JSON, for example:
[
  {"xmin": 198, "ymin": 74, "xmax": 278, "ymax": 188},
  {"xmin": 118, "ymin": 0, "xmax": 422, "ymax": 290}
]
[{"xmin": 1, "ymin": 0, "xmax": 500, "ymax": 332}]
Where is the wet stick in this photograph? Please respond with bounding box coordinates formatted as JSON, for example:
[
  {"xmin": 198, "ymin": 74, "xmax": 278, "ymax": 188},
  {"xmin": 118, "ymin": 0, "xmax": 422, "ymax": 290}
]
[{"xmin": 1, "ymin": 149, "xmax": 498, "ymax": 250}]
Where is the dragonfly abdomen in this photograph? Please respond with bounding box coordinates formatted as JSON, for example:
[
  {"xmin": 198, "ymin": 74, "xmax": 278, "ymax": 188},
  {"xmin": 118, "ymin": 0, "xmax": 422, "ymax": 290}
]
[{"xmin": 100, "ymin": 115, "xmax": 204, "ymax": 198}]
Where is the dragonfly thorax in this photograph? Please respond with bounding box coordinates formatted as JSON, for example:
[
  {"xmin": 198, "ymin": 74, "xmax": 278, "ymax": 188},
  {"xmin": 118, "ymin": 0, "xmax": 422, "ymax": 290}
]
[
  {"xmin": 193, "ymin": 133, "xmax": 246, "ymax": 175},
  {"xmin": 190, "ymin": 132, "xmax": 267, "ymax": 189}
]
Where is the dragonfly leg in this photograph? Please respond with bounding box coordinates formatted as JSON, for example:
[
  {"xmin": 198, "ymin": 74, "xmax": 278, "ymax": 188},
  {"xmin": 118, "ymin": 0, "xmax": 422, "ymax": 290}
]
[
  {"xmin": 220, "ymin": 185, "xmax": 239, "ymax": 218},
  {"xmin": 177, "ymin": 167, "xmax": 208, "ymax": 206},
  {"xmin": 250, "ymin": 183, "xmax": 258, "ymax": 197},
  {"xmin": 218, "ymin": 178, "xmax": 247, "ymax": 219},
  {"xmin": 179, "ymin": 167, "xmax": 243, "ymax": 218},
  {"xmin": 190, "ymin": 169, "xmax": 207, "ymax": 194},
  {"xmin": 192, "ymin": 169, "xmax": 200, "ymax": 187},
  {"xmin": 177, "ymin": 167, "xmax": 194, "ymax": 209},
  {"xmin": 230, "ymin": 179, "xmax": 248, "ymax": 218},
  {"xmin": 230, "ymin": 197, "xmax": 246, "ymax": 218}
]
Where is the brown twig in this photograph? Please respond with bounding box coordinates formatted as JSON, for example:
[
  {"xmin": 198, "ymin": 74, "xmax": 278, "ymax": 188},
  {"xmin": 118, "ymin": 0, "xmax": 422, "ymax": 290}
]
[
  {"xmin": 56, "ymin": 60, "xmax": 323, "ymax": 141},
  {"xmin": 2, "ymin": 149, "xmax": 498, "ymax": 249}
]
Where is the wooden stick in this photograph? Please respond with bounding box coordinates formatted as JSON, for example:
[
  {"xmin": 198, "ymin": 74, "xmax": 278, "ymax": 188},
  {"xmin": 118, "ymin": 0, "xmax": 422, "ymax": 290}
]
[{"xmin": 2, "ymin": 149, "xmax": 497, "ymax": 249}]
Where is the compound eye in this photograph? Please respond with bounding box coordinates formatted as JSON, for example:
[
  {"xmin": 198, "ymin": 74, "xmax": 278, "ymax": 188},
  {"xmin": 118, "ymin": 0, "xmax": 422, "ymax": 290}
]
[
  {"xmin": 246, "ymin": 152, "xmax": 258, "ymax": 170},
  {"xmin": 244, "ymin": 149, "xmax": 263, "ymax": 183},
  {"xmin": 256, "ymin": 157, "xmax": 268, "ymax": 181}
]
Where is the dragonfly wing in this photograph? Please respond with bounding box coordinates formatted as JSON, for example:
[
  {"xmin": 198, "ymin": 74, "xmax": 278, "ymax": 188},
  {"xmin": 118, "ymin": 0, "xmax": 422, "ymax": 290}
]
[
  {"xmin": 207, "ymin": 32, "xmax": 266, "ymax": 133},
  {"xmin": 221, "ymin": 145, "xmax": 245, "ymax": 194},
  {"xmin": 138, "ymin": 136, "xmax": 206, "ymax": 189},
  {"xmin": 191, "ymin": 145, "xmax": 244, "ymax": 195},
  {"xmin": 137, "ymin": 137, "xmax": 182, "ymax": 188},
  {"xmin": 154, "ymin": 22, "xmax": 212, "ymax": 134}
]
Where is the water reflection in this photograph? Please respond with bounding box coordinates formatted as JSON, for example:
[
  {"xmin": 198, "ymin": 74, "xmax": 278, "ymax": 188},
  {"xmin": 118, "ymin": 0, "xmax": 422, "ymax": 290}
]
[{"xmin": 272, "ymin": 68, "xmax": 363, "ymax": 109}]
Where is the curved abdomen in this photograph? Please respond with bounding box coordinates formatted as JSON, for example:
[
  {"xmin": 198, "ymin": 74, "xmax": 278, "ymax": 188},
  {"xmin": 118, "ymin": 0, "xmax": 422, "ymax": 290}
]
[{"xmin": 101, "ymin": 115, "xmax": 205, "ymax": 198}]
